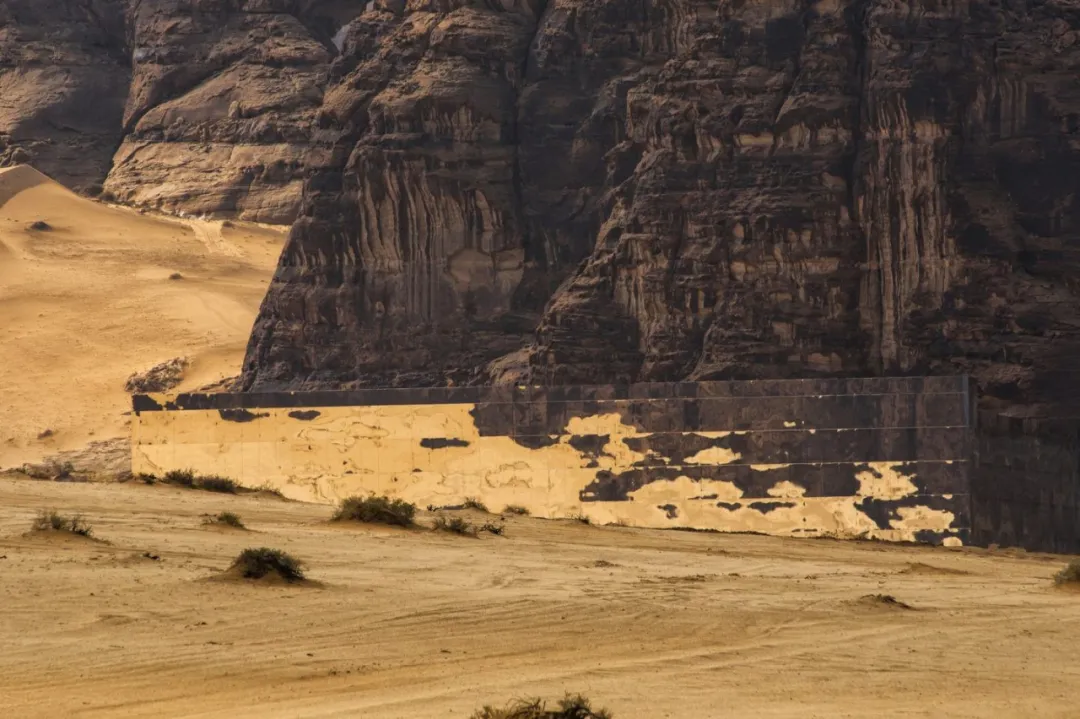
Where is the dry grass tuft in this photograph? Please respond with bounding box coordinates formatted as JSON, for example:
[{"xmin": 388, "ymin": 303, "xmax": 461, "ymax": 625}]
[
  {"xmin": 503, "ymin": 505, "xmax": 529, "ymax": 516},
  {"xmin": 162, "ymin": 469, "xmax": 237, "ymax": 493},
  {"xmin": 472, "ymin": 694, "xmax": 612, "ymax": 719},
  {"xmin": 464, "ymin": 497, "xmax": 490, "ymax": 512},
  {"xmin": 1054, "ymin": 559, "xmax": 1080, "ymax": 586},
  {"xmin": 32, "ymin": 510, "xmax": 93, "ymax": 537},
  {"xmin": 204, "ymin": 512, "xmax": 246, "ymax": 529},
  {"xmin": 433, "ymin": 515, "xmax": 476, "ymax": 536},
  {"xmin": 197, "ymin": 476, "xmax": 238, "ymax": 493}
]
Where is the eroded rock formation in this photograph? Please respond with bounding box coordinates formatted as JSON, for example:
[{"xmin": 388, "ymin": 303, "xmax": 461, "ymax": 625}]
[
  {"xmin": 241, "ymin": 0, "xmax": 1080, "ymax": 414},
  {"xmin": 0, "ymin": 0, "xmax": 129, "ymax": 192},
  {"xmin": 3, "ymin": 0, "xmax": 1078, "ymax": 410},
  {"xmin": 0, "ymin": 0, "xmax": 360, "ymax": 220}
]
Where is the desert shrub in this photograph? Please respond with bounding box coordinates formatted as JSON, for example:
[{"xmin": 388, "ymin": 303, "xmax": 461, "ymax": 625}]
[
  {"xmin": 333, "ymin": 495, "xmax": 416, "ymax": 527},
  {"xmin": 197, "ymin": 475, "xmax": 238, "ymax": 494},
  {"xmin": 162, "ymin": 469, "xmax": 238, "ymax": 493},
  {"xmin": 205, "ymin": 512, "xmax": 245, "ymax": 529},
  {"xmin": 32, "ymin": 510, "xmax": 93, "ymax": 537},
  {"xmin": 231, "ymin": 547, "xmax": 304, "ymax": 582},
  {"xmin": 472, "ymin": 694, "xmax": 611, "ymax": 719},
  {"xmin": 503, "ymin": 505, "xmax": 529, "ymax": 516},
  {"xmin": 164, "ymin": 469, "xmax": 197, "ymax": 488},
  {"xmin": 1054, "ymin": 559, "xmax": 1080, "ymax": 586},
  {"xmin": 464, "ymin": 497, "xmax": 489, "ymax": 512},
  {"xmin": 433, "ymin": 515, "xmax": 475, "ymax": 536},
  {"xmin": 253, "ymin": 483, "xmax": 285, "ymax": 498},
  {"xmin": 479, "ymin": 522, "xmax": 505, "ymax": 536},
  {"xmin": 137, "ymin": 472, "xmax": 157, "ymax": 485},
  {"xmin": 569, "ymin": 513, "xmax": 591, "ymax": 525}
]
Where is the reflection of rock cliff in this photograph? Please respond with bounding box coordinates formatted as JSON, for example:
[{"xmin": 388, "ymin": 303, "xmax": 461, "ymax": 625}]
[{"xmin": 241, "ymin": 0, "xmax": 1080, "ymax": 415}]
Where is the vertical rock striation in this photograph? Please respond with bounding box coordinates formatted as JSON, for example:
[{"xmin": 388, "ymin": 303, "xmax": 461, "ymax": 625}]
[
  {"xmin": 243, "ymin": 0, "xmax": 550, "ymax": 387},
  {"xmin": 1, "ymin": 0, "xmax": 1077, "ymax": 412},
  {"xmin": 243, "ymin": 0, "xmax": 1080, "ymax": 413}
]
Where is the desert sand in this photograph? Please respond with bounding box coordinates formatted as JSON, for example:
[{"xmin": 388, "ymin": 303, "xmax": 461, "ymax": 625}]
[
  {"xmin": 0, "ymin": 475, "xmax": 1077, "ymax": 718},
  {"xmin": 0, "ymin": 165, "xmax": 286, "ymax": 471}
]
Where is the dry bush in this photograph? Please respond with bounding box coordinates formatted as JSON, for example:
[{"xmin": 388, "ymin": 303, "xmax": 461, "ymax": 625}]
[
  {"xmin": 230, "ymin": 548, "xmax": 304, "ymax": 582},
  {"xmin": 253, "ymin": 483, "xmax": 285, "ymax": 498},
  {"xmin": 162, "ymin": 469, "xmax": 237, "ymax": 493},
  {"xmin": 503, "ymin": 505, "xmax": 529, "ymax": 516},
  {"xmin": 197, "ymin": 475, "xmax": 238, "ymax": 494},
  {"xmin": 1054, "ymin": 559, "xmax": 1080, "ymax": 586},
  {"xmin": 479, "ymin": 522, "xmax": 506, "ymax": 536},
  {"xmin": 472, "ymin": 694, "xmax": 611, "ymax": 719},
  {"xmin": 32, "ymin": 510, "xmax": 93, "ymax": 537},
  {"xmin": 333, "ymin": 495, "xmax": 416, "ymax": 527},
  {"xmin": 205, "ymin": 512, "xmax": 245, "ymax": 529},
  {"xmin": 433, "ymin": 515, "xmax": 475, "ymax": 536},
  {"xmin": 464, "ymin": 497, "xmax": 489, "ymax": 512},
  {"xmin": 164, "ymin": 469, "xmax": 197, "ymax": 488}
]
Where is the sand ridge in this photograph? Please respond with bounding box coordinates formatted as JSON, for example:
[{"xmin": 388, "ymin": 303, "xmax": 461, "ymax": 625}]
[{"xmin": 0, "ymin": 165, "xmax": 286, "ymax": 470}]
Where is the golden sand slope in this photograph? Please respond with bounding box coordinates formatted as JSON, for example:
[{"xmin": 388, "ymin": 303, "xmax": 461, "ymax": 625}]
[
  {"xmin": 0, "ymin": 476, "xmax": 1077, "ymax": 718},
  {"xmin": 0, "ymin": 165, "xmax": 285, "ymax": 470}
]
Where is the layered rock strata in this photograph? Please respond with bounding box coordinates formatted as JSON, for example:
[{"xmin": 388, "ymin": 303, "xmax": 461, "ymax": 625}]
[{"xmin": 242, "ymin": 0, "xmax": 1080, "ymax": 415}]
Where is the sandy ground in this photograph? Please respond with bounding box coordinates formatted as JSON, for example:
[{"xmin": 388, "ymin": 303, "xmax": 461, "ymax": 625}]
[
  {"xmin": 0, "ymin": 476, "xmax": 1077, "ymax": 719},
  {"xmin": 0, "ymin": 165, "xmax": 286, "ymax": 470}
]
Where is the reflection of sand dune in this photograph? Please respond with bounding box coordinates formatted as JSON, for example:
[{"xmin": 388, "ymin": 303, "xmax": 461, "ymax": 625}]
[{"xmin": 0, "ymin": 165, "xmax": 286, "ymax": 470}]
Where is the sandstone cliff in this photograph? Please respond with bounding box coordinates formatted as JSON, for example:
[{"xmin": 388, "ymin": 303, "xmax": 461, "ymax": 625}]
[
  {"xmin": 0, "ymin": 0, "xmax": 360, "ymax": 221},
  {"xmin": 2, "ymin": 0, "xmax": 1077, "ymax": 409},
  {"xmin": 241, "ymin": 0, "xmax": 1080, "ymax": 413},
  {"xmin": 0, "ymin": 0, "xmax": 129, "ymax": 192}
]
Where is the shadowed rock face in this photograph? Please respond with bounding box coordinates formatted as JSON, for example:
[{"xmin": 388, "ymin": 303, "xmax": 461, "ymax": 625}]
[
  {"xmin": 240, "ymin": 0, "xmax": 1080, "ymax": 414},
  {"xmin": 0, "ymin": 0, "xmax": 130, "ymax": 192},
  {"xmin": 0, "ymin": 0, "xmax": 359, "ymax": 221},
  {"xmin": 3, "ymin": 1, "xmax": 1079, "ymax": 410},
  {"xmin": 104, "ymin": 0, "xmax": 361, "ymax": 223}
]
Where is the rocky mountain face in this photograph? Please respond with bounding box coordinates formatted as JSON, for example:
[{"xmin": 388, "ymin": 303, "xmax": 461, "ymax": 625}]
[
  {"xmin": 0, "ymin": 0, "xmax": 360, "ymax": 221},
  {"xmin": 0, "ymin": 0, "xmax": 129, "ymax": 191},
  {"xmin": 241, "ymin": 0, "xmax": 1080, "ymax": 414},
  {"xmin": 3, "ymin": 1, "xmax": 1079, "ymax": 411}
]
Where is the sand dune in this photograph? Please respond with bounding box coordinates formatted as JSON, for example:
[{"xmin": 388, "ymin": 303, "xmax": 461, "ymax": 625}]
[
  {"xmin": 0, "ymin": 165, "xmax": 286, "ymax": 471},
  {"xmin": 0, "ymin": 477, "xmax": 1077, "ymax": 718}
]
